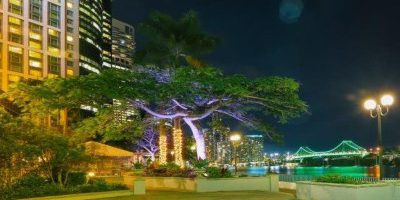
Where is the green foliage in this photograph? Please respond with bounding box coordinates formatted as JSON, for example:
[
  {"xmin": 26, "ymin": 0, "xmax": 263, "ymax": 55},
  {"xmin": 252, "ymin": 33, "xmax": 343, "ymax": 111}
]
[
  {"xmin": 4, "ymin": 65, "xmax": 308, "ymax": 144},
  {"xmin": 0, "ymin": 108, "xmax": 88, "ymax": 192},
  {"xmin": 73, "ymin": 108, "xmax": 144, "ymax": 143},
  {"xmin": 65, "ymin": 172, "xmax": 86, "ymax": 187},
  {"xmin": 314, "ymin": 175, "xmax": 370, "ymax": 185},
  {"xmin": 133, "ymin": 162, "xmax": 144, "ymax": 169},
  {"xmin": 144, "ymin": 163, "xmax": 196, "ymax": 178},
  {"xmin": 191, "ymin": 159, "xmax": 209, "ymax": 170},
  {"xmin": 136, "ymin": 10, "xmax": 220, "ymax": 68},
  {"xmin": 3, "ymin": 176, "xmax": 128, "ymax": 199},
  {"xmin": 205, "ymin": 167, "xmax": 233, "ymax": 178}
]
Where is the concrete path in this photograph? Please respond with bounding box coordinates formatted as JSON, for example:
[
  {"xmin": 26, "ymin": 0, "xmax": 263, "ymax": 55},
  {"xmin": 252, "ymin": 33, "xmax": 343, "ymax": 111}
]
[
  {"xmin": 22, "ymin": 190, "xmax": 133, "ymax": 200},
  {"xmin": 22, "ymin": 191, "xmax": 295, "ymax": 200},
  {"xmin": 102, "ymin": 191, "xmax": 295, "ymax": 200}
]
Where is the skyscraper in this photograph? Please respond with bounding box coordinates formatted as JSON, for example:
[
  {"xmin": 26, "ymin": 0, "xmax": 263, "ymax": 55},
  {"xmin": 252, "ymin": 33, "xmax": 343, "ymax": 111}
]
[
  {"xmin": 238, "ymin": 134, "xmax": 264, "ymax": 163},
  {"xmin": 111, "ymin": 18, "xmax": 135, "ymax": 70},
  {"xmin": 0, "ymin": 0, "xmax": 80, "ymax": 92},
  {"xmin": 0, "ymin": 0, "xmax": 113, "ymax": 92},
  {"xmin": 78, "ymin": 0, "xmax": 112, "ymax": 74},
  {"xmin": 0, "ymin": 0, "xmax": 114, "ymax": 131},
  {"xmin": 205, "ymin": 128, "xmax": 233, "ymax": 165}
]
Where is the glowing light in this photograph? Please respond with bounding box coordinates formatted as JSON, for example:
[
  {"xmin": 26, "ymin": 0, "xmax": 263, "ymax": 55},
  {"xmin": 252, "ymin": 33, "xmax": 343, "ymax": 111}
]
[
  {"xmin": 190, "ymin": 145, "xmax": 196, "ymax": 151},
  {"xmin": 88, "ymin": 172, "xmax": 95, "ymax": 177},
  {"xmin": 159, "ymin": 122, "xmax": 168, "ymax": 164},
  {"xmin": 364, "ymin": 99, "xmax": 377, "ymax": 110},
  {"xmin": 380, "ymin": 95, "xmax": 394, "ymax": 106},
  {"xmin": 290, "ymin": 140, "xmax": 368, "ymax": 160},
  {"xmin": 67, "ymin": 36, "xmax": 74, "ymax": 42},
  {"xmin": 230, "ymin": 134, "xmax": 241, "ymax": 142},
  {"xmin": 173, "ymin": 120, "xmax": 184, "ymax": 167}
]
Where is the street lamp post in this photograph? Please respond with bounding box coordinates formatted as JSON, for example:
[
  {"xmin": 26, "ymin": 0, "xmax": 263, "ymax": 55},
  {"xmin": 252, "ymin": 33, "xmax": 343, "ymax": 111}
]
[
  {"xmin": 364, "ymin": 94, "xmax": 394, "ymax": 179},
  {"xmin": 230, "ymin": 133, "xmax": 241, "ymax": 175}
]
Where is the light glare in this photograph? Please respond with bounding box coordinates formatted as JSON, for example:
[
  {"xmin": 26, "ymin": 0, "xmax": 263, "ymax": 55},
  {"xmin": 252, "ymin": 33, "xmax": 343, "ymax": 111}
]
[
  {"xmin": 380, "ymin": 95, "xmax": 394, "ymax": 106},
  {"xmin": 364, "ymin": 99, "xmax": 377, "ymax": 110},
  {"xmin": 230, "ymin": 134, "xmax": 241, "ymax": 141}
]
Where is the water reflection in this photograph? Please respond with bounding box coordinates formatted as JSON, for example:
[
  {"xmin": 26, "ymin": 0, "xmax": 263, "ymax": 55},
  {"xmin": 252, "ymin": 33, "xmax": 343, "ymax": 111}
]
[{"xmin": 245, "ymin": 166, "xmax": 400, "ymax": 178}]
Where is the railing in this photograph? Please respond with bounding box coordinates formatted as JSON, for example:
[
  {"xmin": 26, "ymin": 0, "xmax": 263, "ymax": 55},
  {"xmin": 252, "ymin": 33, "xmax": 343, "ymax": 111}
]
[
  {"xmin": 382, "ymin": 178, "xmax": 400, "ymax": 181},
  {"xmin": 279, "ymin": 175, "xmax": 315, "ymax": 182},
  {"xmin": 279, "ymin": 174, "xmax": 381, "ymax": 183}
]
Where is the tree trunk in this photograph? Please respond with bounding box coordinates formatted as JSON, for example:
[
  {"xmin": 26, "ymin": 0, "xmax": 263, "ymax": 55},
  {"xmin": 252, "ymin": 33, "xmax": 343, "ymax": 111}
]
[
  {"xmin": 183, "ymin": 118, "xmax": 206, "ymax": 160},
  {"xmin": 158, "ymin": 120, "xmax": 168, "ymax": 164}
]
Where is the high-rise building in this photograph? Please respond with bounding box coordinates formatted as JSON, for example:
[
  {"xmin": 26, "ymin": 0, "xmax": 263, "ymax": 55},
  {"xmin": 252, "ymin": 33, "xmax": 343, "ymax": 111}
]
[
  {"xmin": 111, "ymin": 18, "xmax": 134, "ymax": 70},
  {"xmin": 0, "ymin": 0, "xmax": 113, "ymax": 92},
  {"xmin": 0, "ymin": 0, "xmax": 114, "ymax": 132},
  {"xmin": 238, "ymin": 134, "xmax": 264, "ymax": 163},
  {"xmin": 78, "ymin": 0, "xmax": 112, "ymax": 74},
  {"xmin": 205, "ymin": 128, "xmax": 232, "ymax": 165},
  {"xmin": 0, "ymin": 0, "xmax": 80, "ymax": 92}
]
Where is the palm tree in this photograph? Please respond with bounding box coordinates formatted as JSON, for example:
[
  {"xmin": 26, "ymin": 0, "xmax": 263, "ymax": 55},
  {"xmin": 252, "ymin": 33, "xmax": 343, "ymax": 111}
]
[{"xmin": 135, "ymin": 11, "xmax": 220, "ymax": 68}]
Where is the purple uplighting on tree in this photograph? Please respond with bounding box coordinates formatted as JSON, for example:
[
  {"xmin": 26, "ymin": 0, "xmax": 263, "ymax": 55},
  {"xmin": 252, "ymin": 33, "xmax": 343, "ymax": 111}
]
[
  {"xmin": 137, "ymin": 128, "xmax": 159, "ymax": 161},
  {"xmin": 126, "ymin": 66, "xmax": 307, "ymax": 160}
]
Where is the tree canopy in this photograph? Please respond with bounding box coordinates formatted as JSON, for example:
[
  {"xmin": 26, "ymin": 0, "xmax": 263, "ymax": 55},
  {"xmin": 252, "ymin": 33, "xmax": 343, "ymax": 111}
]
[{"xmin": 4, "ymin": 65, "xmax": 308, "ymax": 159}]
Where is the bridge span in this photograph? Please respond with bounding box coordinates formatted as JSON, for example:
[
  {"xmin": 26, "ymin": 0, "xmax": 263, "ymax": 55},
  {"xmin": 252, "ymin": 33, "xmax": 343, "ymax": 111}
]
[{"xmin": 289, "ymin": 140, "xmax": 369, "ymax": 160}]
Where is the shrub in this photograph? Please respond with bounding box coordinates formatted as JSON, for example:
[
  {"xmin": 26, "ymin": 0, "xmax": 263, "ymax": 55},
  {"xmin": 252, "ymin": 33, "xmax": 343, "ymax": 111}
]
[
  {"xmin": 133, "ymin": 162, "xmax": 144, "ymax": 169},
  {"xmin": 143, "ymin": 163, "xmax": 196, "ymax": 178},
  {"xmin": 192, "ymin": 159, "xmax": 209, "ymax": 169},
  {"xmin": 66, "ymin": 172, "xmax": 86, "ymax": 187},
  {"xmin": 205, "ymin": 167, "xmax": 233, "ymax": 178},
  {"xmin": 314, "ymin": 174, "xmax": 370, "ymax": 185},
  {"xmin": 13, "ymin": 174, "xmax": 48, "ymax": 188},
  {"xmin": 6, "ymin": 176, "xmax": 128, "ymax": 199}
]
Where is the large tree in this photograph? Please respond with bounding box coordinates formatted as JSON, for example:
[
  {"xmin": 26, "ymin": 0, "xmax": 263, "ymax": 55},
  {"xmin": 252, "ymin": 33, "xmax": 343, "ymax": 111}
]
[
  {"xmin": 0, "ymin": 109, "xmax": 86, "ymax": 191},
  {"xmin": 5, "ymin": 66, "xmax": 307, "ymax": 159}
]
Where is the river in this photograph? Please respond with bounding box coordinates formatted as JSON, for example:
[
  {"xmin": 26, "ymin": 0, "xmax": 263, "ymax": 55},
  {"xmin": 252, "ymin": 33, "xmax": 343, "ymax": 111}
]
[{"xmin": 245, "ymin": 166, "xmax": 400, "ymax": 178}]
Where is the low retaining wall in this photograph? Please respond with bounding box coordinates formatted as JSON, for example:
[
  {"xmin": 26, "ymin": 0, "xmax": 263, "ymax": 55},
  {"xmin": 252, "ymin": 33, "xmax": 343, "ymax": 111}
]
[
  {"xmin": 297, "ymin": 181, "xmax": 400, "ymax": 200},
  {"xmin": 197, "ymin": 175, "xmax": 278, "ymax": 192},
  {"xmin": 103, "ymin": 175, "xmax": 279, "ymax": 193},
  {"xmin": 279, "ymin": 181, "xmax": 296, "ymax": 190},
  {"xmin": 144, "ymin": 177, "xmax": 197, "ymax": 192}
]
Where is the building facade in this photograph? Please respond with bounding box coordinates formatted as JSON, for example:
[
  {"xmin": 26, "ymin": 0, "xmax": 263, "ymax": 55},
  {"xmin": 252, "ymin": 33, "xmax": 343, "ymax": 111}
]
[
  {"xmin": 238, "ymin": 134, "xmax": 264, "ymax": 163},
  {"xmin": 0, "ymin": 0, "xmax": 80, "ymax": 92},
  {"xmin": 0, "ymin": 0, "xmax": 113, "ymax": 92},
  {"xmin": 78, "ymin": 0, "xmax": 112, "ymax": 74},
  {"xmin": 205, "ymin": 129, "xmax": 233, "ymax": 165},
  {"xmin": 111, "ymin": 18, "xmax": 134, "ymax": 70}
]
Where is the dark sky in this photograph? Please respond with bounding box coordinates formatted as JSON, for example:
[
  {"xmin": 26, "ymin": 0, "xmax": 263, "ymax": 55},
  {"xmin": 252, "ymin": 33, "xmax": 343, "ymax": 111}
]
[{"xmin": 113, "ymin": 0, "xmax": 400, "ymax": 153}]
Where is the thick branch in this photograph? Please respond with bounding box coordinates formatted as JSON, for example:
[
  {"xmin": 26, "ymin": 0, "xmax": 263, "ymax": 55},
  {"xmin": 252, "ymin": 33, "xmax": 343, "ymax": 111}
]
[
  {"xmin": 216, "ymin": 109, "xmax": 255, "ymax": 128},
  {"xmin": 189, "ymin": 105, "xmax": 221, "ymax": 121},
  {"xmin": 128, "ymin": 99, "xmax": 187, "ymax": 119},
  {"xmin": 172, "ymin": 99, "xmax": 188, "ymax": 110}
]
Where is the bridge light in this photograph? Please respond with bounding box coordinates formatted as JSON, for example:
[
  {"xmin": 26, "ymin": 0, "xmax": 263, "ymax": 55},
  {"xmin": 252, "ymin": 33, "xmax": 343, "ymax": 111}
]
[
  {"xmin": 380, "ymin": 95, "xmax": 394, "ymax": 106},
  {"xmin": 364, "ymin": 99, "xmax": 377, "ymax": 110}
]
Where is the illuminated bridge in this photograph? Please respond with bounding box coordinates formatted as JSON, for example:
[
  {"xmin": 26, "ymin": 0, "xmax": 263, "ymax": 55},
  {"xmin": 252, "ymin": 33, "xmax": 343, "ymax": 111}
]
[{"xmin": 289, "ymin": 140, "xmax": 369, "ymax": 160}]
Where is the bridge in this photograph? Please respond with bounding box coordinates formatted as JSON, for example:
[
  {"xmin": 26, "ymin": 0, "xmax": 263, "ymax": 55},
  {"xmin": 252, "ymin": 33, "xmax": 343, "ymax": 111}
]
[{"xmin": 289, "ymin": 140, "xmax": 369, "ymax": 160}]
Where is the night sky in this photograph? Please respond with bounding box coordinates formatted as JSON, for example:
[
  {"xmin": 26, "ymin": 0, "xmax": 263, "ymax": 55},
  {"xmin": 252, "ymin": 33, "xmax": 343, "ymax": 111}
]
[{"xmin": 113, "ymin": 0, "xmax": 400, "ymax": 153}]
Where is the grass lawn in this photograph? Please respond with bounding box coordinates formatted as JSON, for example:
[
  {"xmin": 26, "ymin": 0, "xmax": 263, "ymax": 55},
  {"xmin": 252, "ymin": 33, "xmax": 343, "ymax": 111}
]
[{"xmin": 100, "ymin": 191, "xmax": 295, "ymax": 200}]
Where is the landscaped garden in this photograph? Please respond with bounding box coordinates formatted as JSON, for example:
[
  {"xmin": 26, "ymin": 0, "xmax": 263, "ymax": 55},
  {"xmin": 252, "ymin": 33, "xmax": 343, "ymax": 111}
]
[{"xmin": 0, "ymin": 11, "xmax": 306, "ymax": 200}]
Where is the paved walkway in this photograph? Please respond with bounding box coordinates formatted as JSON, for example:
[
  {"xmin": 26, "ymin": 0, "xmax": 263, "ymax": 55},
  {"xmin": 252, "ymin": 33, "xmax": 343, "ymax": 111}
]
[
  {"xmin": 23, "ymin": 191, "xmax": 295, "ymax": 200},
  {"xmin": 22, "ymin": 190, "xmax": 133, "ymax": 200},
  {"xmin": 103, "ymin": 191, "xmax": 295, "ymax": 200}
]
